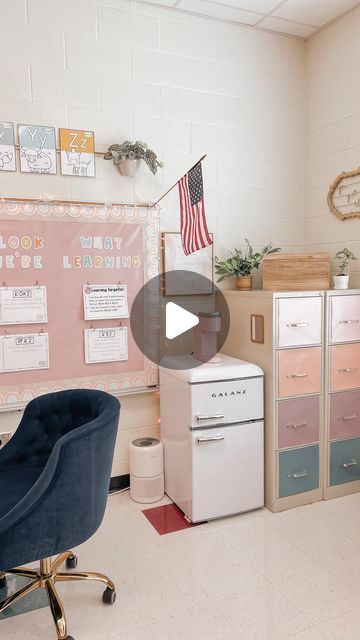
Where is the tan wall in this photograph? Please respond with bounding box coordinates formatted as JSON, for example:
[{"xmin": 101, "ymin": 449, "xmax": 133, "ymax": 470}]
[{"xmin": 306, "ymin": 4, "xmax": 360, "ymax": 286}]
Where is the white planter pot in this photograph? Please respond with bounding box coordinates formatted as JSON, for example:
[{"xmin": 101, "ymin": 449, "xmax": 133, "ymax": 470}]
[
  {"xmin": 333, "ymin": 275, "xmax": 350, "ymax": 290},
  {"xmin": 118, "ymin": 159, "xmax": 141, "ymax": 177}
]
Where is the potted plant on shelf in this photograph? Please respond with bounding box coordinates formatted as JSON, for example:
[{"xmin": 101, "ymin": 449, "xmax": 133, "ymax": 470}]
[
  {"xmin": 214, "ymin": 240, "xmax": 281, "ymax": 291},
  {"xmin": 104, "ymin": 140, "xmax": 163, "ymax": 177},
  {"xmin": 333, "ymin": 247, "xmax": 357, "ymax": 289}
]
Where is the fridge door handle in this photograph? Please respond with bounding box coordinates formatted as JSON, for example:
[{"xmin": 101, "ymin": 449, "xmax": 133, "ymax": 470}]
[
  {"xmin": 195, "ymin": 414, "xmax": 225, "ymax": 422},
  {"xmin": 197, "ymin": 435, "xmax": 225, "ymax": 444}
]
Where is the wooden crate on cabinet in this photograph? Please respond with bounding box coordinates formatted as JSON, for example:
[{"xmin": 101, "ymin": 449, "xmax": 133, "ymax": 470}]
[
  {"xmin": 263, "ymin": 253, "xmax": 330, "ymax": 292},
  {"xmin": 222, "ymin": 290, "xmax": 325, "ymax": 513},
  {"xmin": 324, "ymin": 289, "xmax": 360, "ymax": 500}
]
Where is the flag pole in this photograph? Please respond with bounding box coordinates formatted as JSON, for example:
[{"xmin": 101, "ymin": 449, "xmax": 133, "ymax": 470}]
[{"xmin": 153, "ymin": 154, "xmax": 207, "ymax": 207}]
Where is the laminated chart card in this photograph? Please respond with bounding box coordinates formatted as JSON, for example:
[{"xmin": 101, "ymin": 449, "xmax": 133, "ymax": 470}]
[
  {"xmin": 0, "ymin": 122, "xmax": 16, "ymax": 171},
  {"xmin": 83, "ymin": 284, "xmax": 129, "ymax": 320},
  {"xmin": 84, "ymin": 327, "xmax": 128, "ymax": 364},
  {"xmin": 59, "ymin": 128, "xmax": 95, "ymax": 177},
  {"xmin": 0, "ymin": 333, "xmax": 49, "ymax": 373},
  {"xmin": 0, "ymin": 286, "xmax": 47, "ymax": 325},
  {"xmin": 18, "ymin": 124, "xmax": 57, "ymax": 174}
]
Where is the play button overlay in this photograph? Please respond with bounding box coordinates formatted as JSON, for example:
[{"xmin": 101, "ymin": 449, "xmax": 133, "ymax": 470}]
[
  {"xmin": 166, "ymin": 302, "xmax": 199, "ymax": 339},
  {"xmin": 130, "ymin": 269, "xmax": 230, "ymax": 370}
]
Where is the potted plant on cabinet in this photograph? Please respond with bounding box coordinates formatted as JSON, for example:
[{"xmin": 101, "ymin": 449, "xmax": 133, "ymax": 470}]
[
  {"xmin": 214, "ymin": 240, "xmax": 281, "ymax": 291},
  {"xmin": 333, "ymin": 247, "xmax": 357, "ymax": 289},
  {"xmin": 104, "ymin": 140, "xmax": 163, "ymax": 177}
]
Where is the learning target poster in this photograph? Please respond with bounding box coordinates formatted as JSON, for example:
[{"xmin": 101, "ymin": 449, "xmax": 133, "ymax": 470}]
[{"xmin": 59, "ymin": 128, "xmax": 95, "ymax": 177}]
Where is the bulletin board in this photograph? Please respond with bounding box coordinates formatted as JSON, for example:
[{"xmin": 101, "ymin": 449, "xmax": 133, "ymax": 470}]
[{"xmin": 0, "ymin": 199, "xmax": 159, "ymax": 409}]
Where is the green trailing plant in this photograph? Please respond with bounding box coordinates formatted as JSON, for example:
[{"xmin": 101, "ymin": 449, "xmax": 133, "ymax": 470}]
[
  {"xmin": 335, "ymin": 247, "xmax": 357, "ymax": 275},
  {"xmin": 104, "ymin": 140, "xmax": 163, "ymax": 175},
  {"xmin": 214, "ymin": 239, "xmax": 281, "ymax": 281}
]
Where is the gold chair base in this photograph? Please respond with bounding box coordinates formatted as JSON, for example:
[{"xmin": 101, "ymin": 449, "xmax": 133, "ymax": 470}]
[{"xmin": 0, "ymin": 552, "xmax": 115, "ymax": 640}]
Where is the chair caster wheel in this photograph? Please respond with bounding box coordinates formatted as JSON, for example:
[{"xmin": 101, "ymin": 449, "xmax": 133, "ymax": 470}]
[
  {"xmin": 66, "ymin": 555, "xmax": 78, "ymax": 569},
  {"xmin": 65, "ymin": 636, "xmax": 75, "ymax": 640},
  {"xmin": 102, "ymin": 587, "xmax": 116, "ymax": 604},
  {"xmin": 0, "ymin": 576, "xmax": 6, "ymax": 589}
]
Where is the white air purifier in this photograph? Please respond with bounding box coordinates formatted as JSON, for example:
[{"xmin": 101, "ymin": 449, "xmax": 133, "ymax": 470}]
[{"xmin": 129, "ymin": 437, "xmax": 164, "ymax": 504}]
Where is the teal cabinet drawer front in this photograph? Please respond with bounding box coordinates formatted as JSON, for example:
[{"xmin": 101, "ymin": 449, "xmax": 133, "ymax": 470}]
[
  {"xmin": 330, "ymin": 438, "xmax": 360, "ymax": 486},
  {"xmin": 279, "ymin": 445, "xmax": 319, "ymax": 498}
]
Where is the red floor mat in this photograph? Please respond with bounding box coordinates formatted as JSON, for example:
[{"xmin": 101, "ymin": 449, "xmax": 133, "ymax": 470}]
[{"xmin": 142, "ymin": 502, "xmax": 205, "ymax": 535}]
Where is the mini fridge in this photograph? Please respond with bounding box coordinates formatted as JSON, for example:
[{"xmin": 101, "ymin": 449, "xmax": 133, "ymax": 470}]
[{"xmin": 160, "ymin": 354, "xmax": 264, "ymax": 522}]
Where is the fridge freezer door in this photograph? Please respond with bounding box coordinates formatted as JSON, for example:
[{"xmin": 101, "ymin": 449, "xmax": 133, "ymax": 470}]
[
  {"xmin": 190, "ymin": 376, "xmax": 264, "ymax": 428},
  {"xmin": 190, "ymin": 421, "xmax": 264, "ymax": 522}
]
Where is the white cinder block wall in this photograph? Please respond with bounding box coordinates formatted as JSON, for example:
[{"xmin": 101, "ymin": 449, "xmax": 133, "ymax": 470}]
[
  {"xmin": 306, "ymin": 4, "xmax": 360, "ymax": 286},
  {"xmin": 0, "ymin": 0, "xmax": 306, "ymax": 477}
]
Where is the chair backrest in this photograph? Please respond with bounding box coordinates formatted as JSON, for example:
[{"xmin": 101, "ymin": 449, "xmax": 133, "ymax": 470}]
[{"xmin": 0, "ymin": 389, "xmax": 120, "ymax": 568}]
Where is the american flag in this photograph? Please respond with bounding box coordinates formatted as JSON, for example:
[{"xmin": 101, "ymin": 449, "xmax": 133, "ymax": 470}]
[{"xmin": 178, "ymin": 162, "xmax": 213, "ymax": 256}]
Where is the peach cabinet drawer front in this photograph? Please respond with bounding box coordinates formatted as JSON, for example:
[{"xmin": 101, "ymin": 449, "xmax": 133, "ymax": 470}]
[
  {"xmin": 278, "ymin": 396, "xmax": 320, "ymax": 449},
  {"xmin": 277, "ymin": 297, "xmax": 322, "ymax": 348},
  {"xmin": 278, "ymin": 347, "xmax": 321, "ymax": 398},
  {"xmin": 330, "ymin": 390, "xmax": 360, "ymax": 440},
  {"xmin": 330, "ymin": 344, "xmax": 360, "ymax": 392},
  {"xmin": 331, "ymin": 295, "xmax": 360, "ymax": 343}
]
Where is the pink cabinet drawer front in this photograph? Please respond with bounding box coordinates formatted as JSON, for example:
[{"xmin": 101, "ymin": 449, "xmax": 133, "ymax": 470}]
[
  {"xmin": 330, "ymin": 344, "xmax": 360, "ymax": 392},
  {"xmin": 330, "ymin": 390, "xmax": 360, "ymax": 439},
  {"xmin": 278, "ymin": 347, "xmax": 321, "ymax": 398},
  {"xmin": 331, "ymin": 295, "xmax": 360, "ymax": 343},
  {"xmin": 277, "ymin": 297, "xmax": 322, "ymax": 348},
  {"xmin": 278, "ymin": 396, "xmax": 320, "ymax": 449}
]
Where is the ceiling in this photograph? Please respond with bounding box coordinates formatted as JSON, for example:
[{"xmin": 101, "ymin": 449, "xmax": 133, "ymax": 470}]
[{"xmin": 133, "ymin": 0, "xmax": 360, "ymax": 38}]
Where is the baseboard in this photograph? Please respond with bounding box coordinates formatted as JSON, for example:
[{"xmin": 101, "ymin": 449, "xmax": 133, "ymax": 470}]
[{"xmin": 109, "ymin": 474, "xmax": 130, "ymax": 493}]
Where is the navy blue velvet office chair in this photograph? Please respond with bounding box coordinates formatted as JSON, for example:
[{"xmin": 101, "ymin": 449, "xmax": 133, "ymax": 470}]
[{"xmin": 0, "ymin": 389, "xmax": 120, "ymax": 640}]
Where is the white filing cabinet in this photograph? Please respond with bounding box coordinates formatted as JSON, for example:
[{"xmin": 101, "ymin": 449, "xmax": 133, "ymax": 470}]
[{"xmin": 160, "ymin": 354, "xmax": 264, "ymax": 522}]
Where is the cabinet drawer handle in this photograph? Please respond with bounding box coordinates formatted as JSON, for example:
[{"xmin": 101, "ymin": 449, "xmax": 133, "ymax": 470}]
[
  {"xmin": 286, "ymin": 422, "xmax": 307, "ymax": 430},
  {"xmin": 338, "ymin": 368, "xmax": 359, "ymax": 373},
  {"xmin": 197, "ymin": 435, "xmax": 225, "ymax": 444},
  {"xmin": 339, "ymin": 319, "xmax": 360, "ymax": 324},
  {"xmin": 287, "ymin": 470, "xmax": 309, "ymax": 479},
  {"xmin": 286, "ymin": 373, "xmax": 309, "ymax": 379},
  {"xmin": 196, "ymin": 414, "xmax": 224, "ymax": 422},
  {"xmin": 286, "ymin": 322, "xmax": 309, "ymax": 328},
  {"xmin": 342, "ymin": 414, "xmax": 358, "ymax": 422},
  {"xmin": 339, "ymin": 459, "xmax": 358, "ymax": 469}
]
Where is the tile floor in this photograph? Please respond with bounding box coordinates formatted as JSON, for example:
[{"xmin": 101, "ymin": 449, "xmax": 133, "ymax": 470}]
[{"xmin": 2, "ymin": 491, "xmax": 360, "ymax": 639}]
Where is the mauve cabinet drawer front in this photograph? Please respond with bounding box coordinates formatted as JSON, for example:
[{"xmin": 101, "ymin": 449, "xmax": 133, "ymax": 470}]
[
  {"xmin": 330, "ymin": 438, "xmax": 360, "ymax": 486},
  {"xmin": 330, "ymin": 391, "xmax": 360, "ymax": 440},
  {"xmin": 330, "ymin": 344, "xmax": 360, "ymax": 392},
  {"xmin": 278, "ymin": 396, "xmax": 320, "ymax": 449},
  {"xmin": 278, "ymin": 347, "xmax": 321, "ymax": 398},
  {"xmin": 277, "ymin": 297, "xmax": 322, "ymax": 348},
  {"xmin": 279, "ymin": 445, "xmax": 319, "ymax": 498},
  {"xmin": 331, "ymin": 295, "xmax": 360, "ymax": 343}
]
